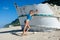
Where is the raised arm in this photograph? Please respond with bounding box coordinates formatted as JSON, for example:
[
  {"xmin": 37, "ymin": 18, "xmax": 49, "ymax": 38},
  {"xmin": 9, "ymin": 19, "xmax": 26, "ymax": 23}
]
[{"xmin": 34, "ymin": 9, "xmax": 38, "ymax": 14}]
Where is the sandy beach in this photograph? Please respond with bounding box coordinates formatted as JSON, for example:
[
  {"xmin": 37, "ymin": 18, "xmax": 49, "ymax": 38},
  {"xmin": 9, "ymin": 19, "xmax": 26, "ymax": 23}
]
[{"xmin": 0, "ymin": 27, "xmax": 60, "ymax": 40}]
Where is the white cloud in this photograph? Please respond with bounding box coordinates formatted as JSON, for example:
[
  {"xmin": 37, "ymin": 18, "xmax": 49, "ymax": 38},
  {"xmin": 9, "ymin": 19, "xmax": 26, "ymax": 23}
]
[{"xmin": 3, "ymin": 7, "xmax": 9, "ymax": 10}]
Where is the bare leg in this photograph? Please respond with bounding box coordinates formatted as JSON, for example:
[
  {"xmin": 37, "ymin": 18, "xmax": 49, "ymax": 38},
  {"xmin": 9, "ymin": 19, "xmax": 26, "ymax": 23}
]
[
  {"xmin": 22, "ymin": 21, "xmax": 28, "ymax": 35},
  {"xmin": 26, "ymin": 24, "xmax": 31, "ymax": 32},
  {"xmin": 22, "ymin": 25, "xmax": 27, "ymax": 35}
]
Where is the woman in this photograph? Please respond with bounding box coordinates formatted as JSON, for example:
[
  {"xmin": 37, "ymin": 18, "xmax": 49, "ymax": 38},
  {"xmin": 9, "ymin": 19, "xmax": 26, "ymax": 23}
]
[{"xmin": 22, "ymin": 10, "xmax": 38, "ymax": 35}]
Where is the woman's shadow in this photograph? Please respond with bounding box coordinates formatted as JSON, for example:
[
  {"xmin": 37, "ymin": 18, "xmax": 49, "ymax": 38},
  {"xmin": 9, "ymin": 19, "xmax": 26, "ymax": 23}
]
[
  {"xmin": 10, "ymin": 25, "xmax": 24, "ymax": 36},
  {"xmin": 0, "ymin": 26, "xmax": 24, "ymax": 36}
]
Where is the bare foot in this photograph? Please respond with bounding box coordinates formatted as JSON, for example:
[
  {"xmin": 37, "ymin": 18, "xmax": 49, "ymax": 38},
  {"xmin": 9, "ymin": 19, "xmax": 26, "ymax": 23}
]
[{"xmin": 21, "ymin": 33, "xmax": 27, "ymax": 36}]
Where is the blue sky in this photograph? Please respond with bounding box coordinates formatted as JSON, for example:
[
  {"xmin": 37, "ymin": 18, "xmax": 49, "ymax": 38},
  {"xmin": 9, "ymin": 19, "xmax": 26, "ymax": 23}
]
[{"xmin": 0, "ymin": 0, "xmax": 45, "ymax": 28}]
